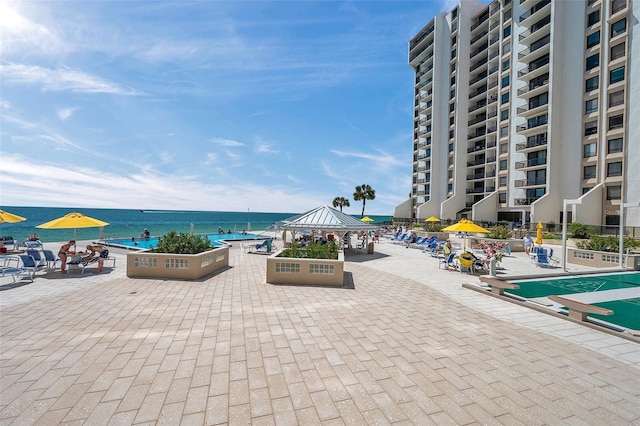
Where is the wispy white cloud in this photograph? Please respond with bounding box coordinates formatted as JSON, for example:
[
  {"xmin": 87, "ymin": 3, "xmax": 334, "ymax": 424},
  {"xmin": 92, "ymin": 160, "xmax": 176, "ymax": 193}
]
[
  {"xmin": 0, "ymin": 64, "xmax": 140, "ymax": 95},
  {"xmin": 330, "ymin": 149, "xmax": 404, "ymax": 170},
  {"xmin": 210, "ymin": 137, "xmax": 244, "ymax": 147},
  {"xmin": 255, "ymin": 138, "xmax": 278, "ymax": 154},
  {"xmin": 57, "ymin": 107, "xmax": 78, "ymax": 121}
]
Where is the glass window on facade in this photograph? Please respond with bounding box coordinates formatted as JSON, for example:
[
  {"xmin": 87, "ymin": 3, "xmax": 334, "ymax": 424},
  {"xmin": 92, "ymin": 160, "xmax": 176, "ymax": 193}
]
[
  {"xmin": 585, "ymin": 98, "xmax": 598, "ymax": 114},
  {"xmin": 584, "ymin": 121, "xmax": 597, "ymax": 136},
  {"xmin": 500, "ymin": 143, "xmax": 508, "ymax": 153},
  {"xmin": 451, "ymin": 49, "xmax": 457, "ymax": 59},
  {"xmin": 504, "ymin": 8, "xmax": 512, "ymax": 21},
  {"xmin": 500, "ymin": 126, "xmax": 508, "ymax": 137},
  {"xmin": 501, "ymin": 92, "xmax": 509, "ymax": 104},
  {"xmin": 608, "ymin": 137, "xmax": 623, "ymax": 153},
  {"xmin": 607, "ymin": 161, "xmax": 622, "ymax": 177},
  {"xmin": 607, "ymin": 185, "xmax": 621, "ymax": 200},
  {"xmin": 611, "ymin": 18, "xmax": 626, "ymax": 37},
  {"xmin": 583, "ymin": 143, "xmax": 597, "ymax": 158},
  {"xmin": 503, "ymin": 25, "xmax": 511, "ymax": 37},
  {"xmin": 609, "ymin": 90, "xmax": 624, "ymax": 107},
  {"xmin": 502, "ymin": 76, "xmax": 510, "ymax": 87},
  {"xmin": 610, "ymin": 42, "xmax": 625, "ymax": 61},
  {"xmin": 586, "ymin": 53, "xmax": 600, "ymax": 70},
  {"xmin": 499, "ymin": 176, "xmax": 507, "ymax": 187},
  {"xmin": 502, "ymin": 59, "xmax": 510, "ymax": 70},
  {"xmin": 500, "ymin": 160, "xmax": 508, "ymax": 170},
  {"xmin": 499, "ymin": 192, "xmax": 507, "ymax": 203},
  {"xmin": 503, "ymin": 40, "xmax": 510, "ymax": 54},
  {"xmin": 587, "ymin": 10, "xmax": 600, "ymax": 26},
  {"xmin": 449, "ymin": 102, "xmax": 455, "ymax": 112},
  {"xmin": 583, "ymin": 165, "xmax": 597, "ymax": 179},
  {"xmin": 501, "ymin": 109, "xmax": 509, "ymax": 120},
  {"xmin": 582, "ymin": 187, "xmax": 592, "ymax": 194},
  {"xmin": 585, "ymin": 76, "xmax": 599, "ymax": 92},
  {"xmin": 610, "ymin": 66, "xmax": 625, "ymax": 84},
  {"xmin": 586, "ymin": 31, "xmax": 600, "ymax": 48},
  {"xmin": 609, "ymin": 114, "xmax": 623, "ymax": 130}
]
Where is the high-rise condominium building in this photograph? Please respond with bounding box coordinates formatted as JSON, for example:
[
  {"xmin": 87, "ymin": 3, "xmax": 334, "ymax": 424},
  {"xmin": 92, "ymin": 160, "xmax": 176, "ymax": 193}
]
[{"xmin": 395, "ymin": 0, "xmax": 639, "ymax": 227}]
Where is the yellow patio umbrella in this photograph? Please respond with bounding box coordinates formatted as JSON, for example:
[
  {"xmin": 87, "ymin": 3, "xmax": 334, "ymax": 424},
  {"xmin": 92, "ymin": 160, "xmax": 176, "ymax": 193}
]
[
  {"xmin": 360, "ymin": 216, "xmax": 375, "ymax": 222},
  {"xmin": 36, "ymin": 212, "xmax": 109, "ymax": 240},
  {"xmin": 441, "ymin": 219, "xmax": 490, "ymax": 250},
  {"xmin": 0, "ymin": 210, "xmax": 27, "ymax": 224},
  {"xmin": 535, "ymin": 221, "xmax": 544, "ymax": 245},
  {"xmin": 425, "ymin": 216, "xmax": 441, "ymax": 222}
]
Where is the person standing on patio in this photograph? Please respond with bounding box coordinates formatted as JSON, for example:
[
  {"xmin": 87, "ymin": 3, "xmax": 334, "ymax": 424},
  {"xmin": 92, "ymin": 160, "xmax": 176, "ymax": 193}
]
[
  {"xmin": 523, "ymin": 233, "xmax": 533, "ymax": 254},
  {"xmin": 58, "ymin": 240, "xmax": 76, "ymax": 274}
]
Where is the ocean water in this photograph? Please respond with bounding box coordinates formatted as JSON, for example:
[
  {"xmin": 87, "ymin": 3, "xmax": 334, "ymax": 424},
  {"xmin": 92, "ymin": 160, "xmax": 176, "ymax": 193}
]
[{"xmin": 0, "ymin": 206, "xmax": 392, "ymax": 243}]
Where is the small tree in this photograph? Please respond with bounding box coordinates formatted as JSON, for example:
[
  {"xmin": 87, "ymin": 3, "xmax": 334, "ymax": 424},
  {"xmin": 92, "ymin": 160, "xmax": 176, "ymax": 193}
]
[
  {"xmin": 353, "ymin": 184, "xmax": 376, "ymax": 218},
  {"xmin": 568, "ymin": 222, "xmax": 593, "ymax": 239},
  {"xmin": 152, "ymin": 231, "xmax": 212, "ymax": 254},
  {"xmin": 332, "ymin": 197, "xmax": 350, "ymax": 212}
]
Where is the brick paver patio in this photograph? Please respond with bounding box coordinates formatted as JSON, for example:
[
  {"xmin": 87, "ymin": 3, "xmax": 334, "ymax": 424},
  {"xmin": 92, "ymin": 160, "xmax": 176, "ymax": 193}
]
[{"xmin": 1, "ymin": 239, "xmax": 638, "ymax": 424}]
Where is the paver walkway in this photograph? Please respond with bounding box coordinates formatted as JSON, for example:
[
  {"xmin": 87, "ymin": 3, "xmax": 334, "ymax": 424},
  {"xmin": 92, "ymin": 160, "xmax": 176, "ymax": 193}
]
[{"xmin": 0, "ymin": 240, "xmax": 638, "ymax": 424}]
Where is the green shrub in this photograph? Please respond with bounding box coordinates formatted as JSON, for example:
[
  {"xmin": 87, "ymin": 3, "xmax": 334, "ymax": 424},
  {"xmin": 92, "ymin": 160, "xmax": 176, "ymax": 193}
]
[
  {"xmin": 567, "ymin": 222, "xmax": 594, "ymax": 239},
  {"xmin": 576, "ymin": 235, "xmax": 640, "ymax": 252},
  {"xmin": 541, "ymin": 232, "xmax": 559, "ymax": 239},
  {"xmin": 280, "ymin": 241, "xmax": 339, "ymax": 259},
  {"xmin": 487, "ymin": 226, "xmax": 510, "ymax": 240},
  {"xmin": 151, "ymin": 231, "xmax": 213, "ymax": 254}
]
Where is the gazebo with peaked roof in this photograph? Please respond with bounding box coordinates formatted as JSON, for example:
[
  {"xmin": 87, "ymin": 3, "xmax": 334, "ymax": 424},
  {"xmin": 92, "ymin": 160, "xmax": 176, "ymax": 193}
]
[{"xmin": 277, "ymin": 205, "xmax": 378, "ymax": 233}]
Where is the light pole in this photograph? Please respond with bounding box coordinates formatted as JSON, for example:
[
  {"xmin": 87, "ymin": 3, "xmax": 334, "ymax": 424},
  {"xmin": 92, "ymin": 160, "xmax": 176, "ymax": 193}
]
[
  {"xmin": 619, "ymin": 202, "xmax": 640, "ymax": 268},
  {"xmin": 562, "ymin": 198, "xmax": 582, "ymax": 272}
]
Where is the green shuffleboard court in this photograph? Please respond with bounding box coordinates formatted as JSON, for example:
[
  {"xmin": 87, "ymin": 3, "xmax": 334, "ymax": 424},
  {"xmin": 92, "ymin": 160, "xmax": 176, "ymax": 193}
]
[{"xmin": 509, "ymin": 272, "xmax": 640, "ymax": 331}]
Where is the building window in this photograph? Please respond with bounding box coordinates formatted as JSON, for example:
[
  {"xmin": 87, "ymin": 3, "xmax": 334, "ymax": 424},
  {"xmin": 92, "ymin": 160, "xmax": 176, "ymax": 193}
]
[
  {"xmin": 585, "ymin": 121, "xmax": 597, "ymax": 136},
  {"xmin": 447, "ymin": 183, "xmax": 453, "ymax": 192},
  {"xmin": 586, "ymin": 54, "xmax": 600, "ymax": 70},
  {"xmin": 583, "ymin": 165, "xmax": 597, "ymax": 179},
  {"xmin": 451, "ymin": 36, "xmax": 456, "ymax": 46},
  {"xmin": 501, "ymin": 76, "xmax": 510, "ymax": 88},
  {"xmin": 499, "ymin": 176, "xmax": 507, "ymax": 187},
  {"xmin": 610, "ymin": 66, "xmax": 625, "ymax": 84},
  {"xmin": 500, "ymin": 143, "xmax": 508, "ymax": 154},
  {"xmin": 610, "ymin": 42, "xmax": 625, "ymax": 61},
  {"xmin": 452, "ymin": 7, "xmax": 458, "ymax": 18},
  {"xmin": 609, "ymin": 90, "xmax": 624, "ymax": 107},
  {"xmin": 449, "ymin": 103, "xmax": 455, "ymax": 112},
  {"xmin": 449, "ymin": 116, "xmax": 455, "ymax": 126},
  {"xmin": 499, "ymin": 192, "xmax": 507, "ymax": 203},
  {"xmin": 450, "ymin": 63, "xmax": 456, "ymax": 73},
  {"xmin": 502, "ymin": 59, "xmax": 510, "ymax": 71},
  {"xmin": 500, "ymin": 126, "xmax": 508, "ymax": 137},
  {"xmin": 585, "ymin": 76, "xmax": 599, "ymax": 92},
  {"xmin": 501, "ymin": 92, "xmax": 509, "ymax": 104},
  {"xmin": 448, "ymin": 170, "xmax": 453, "ymax": 179},
  {"xmin": 502, "ymin": 40, "xmax": 510, "ymax": 54},
  {"xmin": 607, "ymin": 185, "xmax": 621, "ymax": 200},
  {"xmin": 501, "ymin": 109, "xmax": 509, "ymax": 120},
  {"xmin": 450, "ymin": 89, "xmax": 455, "ymax": 99},
  {"xmin": 500, "ymin": 160, "xmax": 508, "ymax": 170},
  {"xmin": 448, "ymin": 143, "xmax": 454, "ymax": 152},
  {"xmin": 587, "ymin": 10, "xmax": 600, "ymax": 26},
  {"xmin": 608, "ymin": 138, "xmax": 623, "ymax": 153},
  {"xmin": 582, "ymin": 187, "xmax": 592, "ymax": 194},
  {"xmin": 503, "ymin": 25, "xmax": 511, "ymax": 38},
  {"xmin": 504, "ymin": 8, "xmax": 512, "ymax": 21},
  {"xmin": 586, "ymin": 31, "xmax": 600, "ymax": 48},
  {"xmin": 450, "ymin": 76, "xmax": 456, "ymax": 86},
  {"xmin": 609, "ymin": 114, "xmax": 623, "ymax": 130},
  {"xmin": 451, "ymin": 49, "xmax": 457, "ymax": 59},
  {"xmin": 585, "ymin": 98, "xmax": 598, "ymax": 114},
  {"xmin": 583, "ymin": 143, "xmax": 597, "ymax": 158},
  {"xmin": 607, "ymin": 161, "xmax": 622, "ymax": 177},
  {"xmin": 449, "ymin": 129, "xmax": 454, "ymax": 139},
  {"xmin": 611, "ymin": 18, "xmax": 626, "ymax": 37},
  {"xmin": 611, "ymin": 0, "xmax": 626, "ymax": 14}
]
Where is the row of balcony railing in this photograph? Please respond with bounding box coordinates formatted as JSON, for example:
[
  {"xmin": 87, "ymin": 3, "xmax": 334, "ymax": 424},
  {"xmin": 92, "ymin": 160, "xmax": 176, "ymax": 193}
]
[
  {"xmin": 466, "ymin": 170, "xmax": 497, "ymax": 180},
  {"xmin": 514, "ymin": 178, "xmax": 546, "ymax": 187},
  {"xmin": 409, "ymin": 24, "xmax": 434, "ymax": 51},
  {"xmin": 515, "ymin": 158, "xmax": 546, "ymax": 169},
  {"xmin": 517, "ymin": 79, "xmax": 548, "ymax": 96},
  {"xmin": 519, "ymin": 15, "xmax": 550, "ymax": 41},
  {"xmin": 519, "ymin": 0, "xmax": 551, "ymax": 23},
  {"xmin": 515, "ymin": 138, "xmax": 547, "ymax": 151}
]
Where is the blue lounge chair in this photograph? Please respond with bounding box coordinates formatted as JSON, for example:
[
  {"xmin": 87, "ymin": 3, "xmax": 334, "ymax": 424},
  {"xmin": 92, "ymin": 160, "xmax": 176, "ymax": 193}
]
[
  {"xmin": 43, "ymin": 250, "xmax": 61, "ymax": 270},
  {"xmin": 26, "ymin": 249, "xmax": 47, "ymax": 268},
  {"xmin": 547, "ymin": 248, "xmax": 560, "ymax": 267},
  {"xmin": 533, "ymin": 249, "xmax": 552, "ymax": 267},
  {"xmin": 439, "ymin": 252, "xmax": 456, "ymax": 270},
  {"xmin": 249, "ymin": 239, "xmax": 274, "ymax": 253},
  {"xmin": 17, "ymin": 255, "xmax": 44, "ymax": 278}
]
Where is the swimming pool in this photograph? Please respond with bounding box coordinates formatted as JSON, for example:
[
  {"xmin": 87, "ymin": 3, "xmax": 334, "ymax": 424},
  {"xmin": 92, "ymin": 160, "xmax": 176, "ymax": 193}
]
[
  {"xmin": 510, "ymin": 272, "xmax": 640, "ymax": 331},
  {"xmin": 103, "ymin": 233, "xmax": 267, "ymax": 250}
]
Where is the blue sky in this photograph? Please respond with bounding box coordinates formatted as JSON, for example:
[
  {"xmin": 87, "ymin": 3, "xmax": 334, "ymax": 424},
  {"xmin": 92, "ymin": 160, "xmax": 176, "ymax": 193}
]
[{"xmin": 1, "ymin": 0, "xmax": 456, "ymax": 215}]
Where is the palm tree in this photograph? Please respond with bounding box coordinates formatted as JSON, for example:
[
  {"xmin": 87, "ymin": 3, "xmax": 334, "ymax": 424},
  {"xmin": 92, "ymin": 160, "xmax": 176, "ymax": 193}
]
[
  {"xmin": 332, "ymin": 197, "xmax": 350, "ymax": 212},
  {"xmin": 353, "ymin": 184, "xmax": 375, "ymax": 218}
]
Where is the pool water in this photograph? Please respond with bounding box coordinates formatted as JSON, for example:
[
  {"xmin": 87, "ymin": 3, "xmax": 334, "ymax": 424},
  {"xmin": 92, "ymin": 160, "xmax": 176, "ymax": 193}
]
[
  {"xmin": 510, "ymin": 272, "xmax": 640, "ymax": 331},
  {"xmin": 105, "ymin": 233, "xmax": 266, "ymax": 250}
]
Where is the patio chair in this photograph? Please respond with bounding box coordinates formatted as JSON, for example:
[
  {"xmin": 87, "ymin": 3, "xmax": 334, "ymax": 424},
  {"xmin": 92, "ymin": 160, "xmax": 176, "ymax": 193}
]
[
  {"xmin": 17, "ymin": 254, "xmax": 45, "ymax": 277},
  {"xmin": 42, "ymin": 250, "xmax": 61, "ymax": 270},
  {"xmin": 533, "ymin": 249, "xmax": 552, "ymax": 268},
  {"xmin": 547, "ymin": 248, "xmax": 560, "ymax": 267},
  {"xmin": 438, "ymin": 252, "xmax": 456, "ymax": 270},
  {"xmin": 1, "ymin": 257, "xmax": 35, "ymax": 283},
  {"xmin": 26, "ymin": 249, "xmax": 47, "ymax": 268}
]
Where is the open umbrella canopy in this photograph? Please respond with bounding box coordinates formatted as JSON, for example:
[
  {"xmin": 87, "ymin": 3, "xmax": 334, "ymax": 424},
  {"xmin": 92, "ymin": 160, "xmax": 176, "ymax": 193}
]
[
  {"xmin": 36, "ymin": 212, "xmax": 109, "ymax": 239},
  {"xmin": 535, "ymin": 221, "xmax": 544, "ymax": 245},
  {"xmin": 441, "ymin": 219, "xmax": 489, "ymax": 233},
  {"xmin": 360, "ymin": 216, "xmax": 375, "ymax": 222},
  {"xmin": 0, "ymin": 210, "xmax": 27, "ymax": 224},
  {"xmin": 425, "ymin": 216, "xmax": 441, "ymax": 222}
]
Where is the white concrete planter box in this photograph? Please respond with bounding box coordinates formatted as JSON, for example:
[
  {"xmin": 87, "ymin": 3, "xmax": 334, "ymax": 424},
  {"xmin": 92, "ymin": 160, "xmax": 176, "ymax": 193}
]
[
  {"xmin": 126, "ymin": 246, "xmax": 230, "ymax": 280},
  {"xmin": 567, "ymin": 247, "xmax": 640, "ymax": 270},
  {"xmin": 266, "ymin": 250, "xmax": 345, "ymax": 287}
]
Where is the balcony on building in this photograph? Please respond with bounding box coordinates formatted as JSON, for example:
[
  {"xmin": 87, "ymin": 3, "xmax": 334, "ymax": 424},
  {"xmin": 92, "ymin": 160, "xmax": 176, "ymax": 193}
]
[
  {"xmin": 515, "ymin": 157, "xmax": 547, "ymax": 169},
  {"xmin": 516, "ymin": 115, "xmax": 548, "ymax": 134},
  {"xmin": 467, "ymin": 171, "xmax": 486, "ymax": 180},
  {"xmin": 469, "ymin": 99, "xmax": 488, "ymax": 113},
  {"xmin": 468, "ymin": 127, "xmax": 487, "ymax": 141},
  {"xmin": 519, "ymin": 15, "xmax": 551, "ymax": 45},
  {"xmin": 514, "ymin": 177, "xmax": 547, "ymax": 187},
  {"xmin": 516, "ymin": 134, "xmax": 547, "ymax": 151},
  {"xmin": 514, "ymin": 197, "xmax": 541, "ymax": 205},
  {"xmin": 518, "ymin": 54, "xmax": 550, "ymax": 79},
  {"xmin": 469, "ymin": 84, "xmax": 489, "ymax": 100},
  {"xmin": 518, "ymin": 33, "xmax": 550, "ymax": 62},
  {"xmin": 519, "ymin": 0, "xmax": 551, "ymax": 26},
  {"xmin": 467, "ymin": 143, "xmax": 486, "ymax": 154},
  {"xmin": 470, "ymin": 8, "xmax": 490, "ymax": 32},
  {"xmin": 517, "ymin": 73, "xmax": 549, "ymax": 98}
]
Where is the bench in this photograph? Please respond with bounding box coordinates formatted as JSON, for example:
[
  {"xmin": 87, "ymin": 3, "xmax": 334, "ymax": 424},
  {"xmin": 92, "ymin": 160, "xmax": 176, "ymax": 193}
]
[
  {"xmin": 548, "ymin": 295, "xmax": 614, "ymax": 322},
  {"xmin": 480, "ymin": 277, "xmax": 520, "ymax": 295}
]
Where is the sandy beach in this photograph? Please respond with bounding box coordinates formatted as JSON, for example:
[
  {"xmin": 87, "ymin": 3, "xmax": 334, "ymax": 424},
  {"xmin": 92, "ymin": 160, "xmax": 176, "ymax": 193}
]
[{"xmin": 1, "ymin": 237, "xmax": 638, "ymax": 424}]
